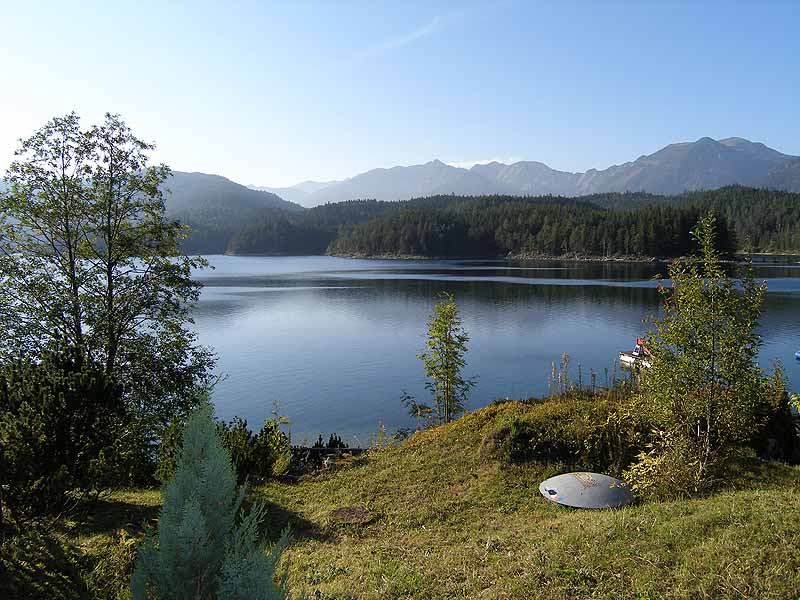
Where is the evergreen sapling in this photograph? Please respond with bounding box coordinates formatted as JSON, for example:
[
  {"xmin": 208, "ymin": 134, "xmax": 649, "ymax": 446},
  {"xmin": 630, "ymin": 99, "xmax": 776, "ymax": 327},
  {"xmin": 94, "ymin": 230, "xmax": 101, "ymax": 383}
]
[{"xmin": 131, "ymin": 405, "xmax": 289, "ymax": 599}]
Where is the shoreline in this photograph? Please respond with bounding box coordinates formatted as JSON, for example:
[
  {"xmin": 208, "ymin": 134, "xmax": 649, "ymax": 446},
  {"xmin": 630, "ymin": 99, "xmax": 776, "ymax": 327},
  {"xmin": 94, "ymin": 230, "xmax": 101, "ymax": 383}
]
[
  {"xmin": 220, "ymin": 251, "xmax": 800, "ymax": 265},
  {"xmin": 328, "ymin": 252, "xmax": 671, "ymax": 263}
]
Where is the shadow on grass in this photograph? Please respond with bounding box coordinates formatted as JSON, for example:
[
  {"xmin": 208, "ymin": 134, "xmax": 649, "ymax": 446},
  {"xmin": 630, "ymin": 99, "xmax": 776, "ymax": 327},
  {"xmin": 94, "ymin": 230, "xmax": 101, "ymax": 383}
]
[
  {"xmin": 0, "ymin": 526, "xmax": 93, "ymax": 600},
  {"xmin": 251, "ymin": 496, "xmax": 330, "ymax": 544},
  {"xmin": 67, "ymin": 488, "xmax": 330, "ymax": 545},
  {"xmin": 69, "ymin": 495, "xmax": 160, "ymax": 538},
  {"xmin": 725, "ymin": 456, "xmax": 800, "ymax": 490}
]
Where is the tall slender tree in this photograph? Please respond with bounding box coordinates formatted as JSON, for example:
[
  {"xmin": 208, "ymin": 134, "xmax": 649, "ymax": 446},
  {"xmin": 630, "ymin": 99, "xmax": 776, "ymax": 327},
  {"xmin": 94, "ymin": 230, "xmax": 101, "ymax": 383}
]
[{"xmin": 418, "ymin": 293, "xmax": 476, "ymax": 424}]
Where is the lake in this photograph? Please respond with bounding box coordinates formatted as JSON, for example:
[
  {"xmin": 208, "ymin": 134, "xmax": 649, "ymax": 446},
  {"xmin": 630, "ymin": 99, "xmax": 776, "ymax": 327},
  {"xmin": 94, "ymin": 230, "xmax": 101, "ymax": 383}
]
[{"xmin": 192, "ymin": 255, "xmax": 800, "ymax": 444}]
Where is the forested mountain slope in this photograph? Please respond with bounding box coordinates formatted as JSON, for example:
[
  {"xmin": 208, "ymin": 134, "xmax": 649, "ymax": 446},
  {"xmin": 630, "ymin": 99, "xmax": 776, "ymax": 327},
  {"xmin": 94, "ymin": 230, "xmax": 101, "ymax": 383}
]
[{"xmin": 162, "ymin": 171, "xmax": 303, "ymax": 253}]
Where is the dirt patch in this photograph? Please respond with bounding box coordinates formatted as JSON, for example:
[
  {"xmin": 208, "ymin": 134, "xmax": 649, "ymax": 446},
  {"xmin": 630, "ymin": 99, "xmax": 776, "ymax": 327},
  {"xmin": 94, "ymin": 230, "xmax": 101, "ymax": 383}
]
[{"xmin": 329, "ymin": 506, "xmax": 373, "ymax": 525}]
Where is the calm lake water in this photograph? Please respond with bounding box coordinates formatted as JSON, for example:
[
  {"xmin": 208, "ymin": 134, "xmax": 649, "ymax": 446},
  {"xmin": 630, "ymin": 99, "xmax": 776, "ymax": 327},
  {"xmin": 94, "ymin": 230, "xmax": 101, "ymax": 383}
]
[{"xmin": 192, "ymin": 256, "xmax": 800, "ymax": 444}]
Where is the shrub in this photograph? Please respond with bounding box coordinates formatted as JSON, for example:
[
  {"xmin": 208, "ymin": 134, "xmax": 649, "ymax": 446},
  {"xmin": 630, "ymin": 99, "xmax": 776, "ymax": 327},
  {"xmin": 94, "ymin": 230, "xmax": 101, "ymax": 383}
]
[
  {"xmin": 131, "ymin": 404, "xmax": 290, "ymax": 599},
  {"xmin": 157, "ymin": 413, "xmax": 291, "ymax": 486},
  {"xmin": 750, "ymin": 386, "xmax": 800, "ymax": 463},
  {"xmin": 629, "ymin": 214, "xmax": 788, "ymax": 496},
  {"xmin": 0, "ymin": 345, "xmax": 126, "ymax": 522},
  {"xmin": 484, "ymin": 394, "xmax": 648, "ymax": 476},
  {"xmin": 223, "ymin": 417, "xmax": 292, "ymax": 485}
]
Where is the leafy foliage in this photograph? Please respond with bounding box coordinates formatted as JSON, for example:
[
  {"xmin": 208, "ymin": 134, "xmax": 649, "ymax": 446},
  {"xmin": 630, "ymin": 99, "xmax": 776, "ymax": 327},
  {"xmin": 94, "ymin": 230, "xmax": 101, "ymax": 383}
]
[
  {"xmin": 0, "ymin": 345, "xmax": 125, "ymax": 521},
  {"xmin": 157, "ymin": 410, "xmax": 292, "ymax": 486},
  {"xmin": 401, "ymin": 391, "xmax": 436, "ymax": 432},
  {"xmin": 485, "ymin": 394, "xmax": 647, "ymax": 475},
  {"xmin": 132, "ymin": 405, "xmax": 289, "ymax": 599},
  {"xmin": 627, "ymin": 214, "xmax": 788, "ymax": 496},
  {"xmin": 0, "ymin": 113, "xmax": 216, "ymax": 472},
  {"xmin": 418, "ymin": 293, "xmax": 476, "ymax": 424},
  {"xmin": 222, "ymin": 416, "xmax": 293, "ymax": 484}
]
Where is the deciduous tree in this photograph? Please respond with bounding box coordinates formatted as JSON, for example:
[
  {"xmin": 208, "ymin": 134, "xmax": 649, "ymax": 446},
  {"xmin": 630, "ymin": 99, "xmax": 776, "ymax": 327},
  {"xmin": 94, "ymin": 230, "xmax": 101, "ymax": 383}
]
[
  {"xmin": 0, "ymin": 113, "xmax": 215, "ymax": 457},
  {"xmin": 627, "ymin": 213, "xmax": 786, "ymax": 495}
]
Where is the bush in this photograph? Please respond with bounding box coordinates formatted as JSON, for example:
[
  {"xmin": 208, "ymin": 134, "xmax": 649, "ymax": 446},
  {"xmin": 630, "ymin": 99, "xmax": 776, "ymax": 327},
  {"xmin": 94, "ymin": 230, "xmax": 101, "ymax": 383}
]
[
  {"xmin": 157, "ymin": 413, "xmax": 291, "ymax": 486},
  {"xmin": 484, "ymin": 394, "xmax": 648, "ymax": 476},
  {"xmin": 750, "ymin": 390, "xmax": 800, "ymax": 463},
  {"xmin": 0, "ymin": 346, "xmax": 126, "ymax": 522},
  {"xmin": 312, "ymin": 433, "xmax": 348, "ymax": 449},
  {"xmin": 132, "ymin": 405, "xmax": 290, "ymax": 599},
  {"xmin": 223, "ymin": 417, "xmax": 292, "ymax": 485},
  {"xmin": 629, "ymin": 215, "xmax": 789, "ymax": 496}
]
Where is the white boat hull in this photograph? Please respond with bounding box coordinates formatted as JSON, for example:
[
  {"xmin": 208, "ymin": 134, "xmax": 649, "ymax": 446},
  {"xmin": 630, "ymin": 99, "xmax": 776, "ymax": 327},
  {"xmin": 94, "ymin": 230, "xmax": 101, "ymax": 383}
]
[{"xmin": 619, "ymin": 351, "xmax": 651, "ymax": 369}]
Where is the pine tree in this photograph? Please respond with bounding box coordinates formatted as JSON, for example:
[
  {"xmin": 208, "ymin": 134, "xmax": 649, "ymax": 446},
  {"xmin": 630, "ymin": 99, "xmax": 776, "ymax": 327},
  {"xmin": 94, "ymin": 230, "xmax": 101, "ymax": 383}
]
[
  {"xmin": 0, "ymin": 345, "xmax": 125, "ymax": 522},
  {"xmin": 131, "ymin": 405, "xmax": 289, "ymax": 599}
]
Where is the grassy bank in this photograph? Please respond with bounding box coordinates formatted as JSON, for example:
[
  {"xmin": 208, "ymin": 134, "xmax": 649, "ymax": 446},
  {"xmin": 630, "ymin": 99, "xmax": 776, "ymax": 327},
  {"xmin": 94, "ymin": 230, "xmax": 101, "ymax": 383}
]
[
  {"xmin": 29, "ymin": 398, "xmax": 800, "ymax": 600},
  {"xmin": 253, "ymin": 400, "xmax": 800, "ymax": 599}
]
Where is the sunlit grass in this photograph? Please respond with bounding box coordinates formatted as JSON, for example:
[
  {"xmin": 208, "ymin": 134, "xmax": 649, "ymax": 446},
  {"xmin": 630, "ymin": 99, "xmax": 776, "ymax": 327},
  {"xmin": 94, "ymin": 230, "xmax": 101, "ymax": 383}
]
[
  {"xmin": 255, "ymin": 401, "xmax": 800, "ymax": 599},
  {"xmin": 56, "ymin": 400, "xmax": 800, "ymax": 599}
]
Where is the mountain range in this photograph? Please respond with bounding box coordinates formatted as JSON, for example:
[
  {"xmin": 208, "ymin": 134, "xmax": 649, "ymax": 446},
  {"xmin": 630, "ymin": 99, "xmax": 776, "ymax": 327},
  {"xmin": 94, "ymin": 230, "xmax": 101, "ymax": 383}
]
[
  {"xmin": 256, "ymin": 137, "xmax": 800, "ymax": 207},
  {"xmin": 3, "ymin": 136, "xmax": 800, "ymax": 255}
]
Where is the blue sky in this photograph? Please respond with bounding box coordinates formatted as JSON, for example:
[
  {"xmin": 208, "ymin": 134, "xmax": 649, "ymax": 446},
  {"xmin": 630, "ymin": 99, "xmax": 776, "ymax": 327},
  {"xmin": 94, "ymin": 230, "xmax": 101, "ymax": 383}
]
[{"xmin": 1, "ymin": 0, "xmax": 798, "ymax": 186}]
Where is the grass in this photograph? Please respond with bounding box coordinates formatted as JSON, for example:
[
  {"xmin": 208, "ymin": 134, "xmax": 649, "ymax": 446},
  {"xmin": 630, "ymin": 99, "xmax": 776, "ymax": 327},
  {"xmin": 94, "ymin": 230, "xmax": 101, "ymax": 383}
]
[
  {"xmin": 254, "ymin": 400, "xmax": 800, "ymax": 600},
  {"xmin": 41, "ymin": 399, "xmax": 800, "ymax": 599}
]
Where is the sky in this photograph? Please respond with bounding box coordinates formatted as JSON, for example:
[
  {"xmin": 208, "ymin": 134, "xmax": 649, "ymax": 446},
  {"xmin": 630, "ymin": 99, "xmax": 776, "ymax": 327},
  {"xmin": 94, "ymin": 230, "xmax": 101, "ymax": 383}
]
[{"xmin": 1, "ymin": 0, "xmax": 799, "ymax": 187}]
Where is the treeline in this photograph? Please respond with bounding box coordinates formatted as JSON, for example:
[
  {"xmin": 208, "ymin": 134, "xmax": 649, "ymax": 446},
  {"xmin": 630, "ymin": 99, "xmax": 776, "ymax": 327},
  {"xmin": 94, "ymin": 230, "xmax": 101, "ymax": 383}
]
[
  {"xmin": 226, "ymin": 199, "xmax": 408, "ymax": 255},
  {"xmin": 329, "ymin": 187, "xmax": 800, "ymax": 258},
  {"xmin": 676, "ymin": 187, "xmax": 800, "ymax": 252},
  {"xmin": 183, "ymin": 187, "xmax": 800, "ymax": 257},
  {"xmin": 329, "ymin": 200, "xmax": 736, "ymax": 258},
  {"xmin": 223, "ymin": 193, "xmax": 656, "ymax": 256}
]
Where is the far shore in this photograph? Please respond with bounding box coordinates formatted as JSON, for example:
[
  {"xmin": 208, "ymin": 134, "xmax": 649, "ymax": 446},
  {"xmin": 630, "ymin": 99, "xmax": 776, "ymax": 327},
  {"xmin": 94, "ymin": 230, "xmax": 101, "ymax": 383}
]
[
  {"xmin": 219, "ymin": 251, "xmax": 800, "ymax": 265},
  {"xmin": 328, "ymin": 252, "xmax": 667, "ymax": 263},
  {"xmin": 327, "ymin": 252, "xmax": 800, "ymax": 264}
]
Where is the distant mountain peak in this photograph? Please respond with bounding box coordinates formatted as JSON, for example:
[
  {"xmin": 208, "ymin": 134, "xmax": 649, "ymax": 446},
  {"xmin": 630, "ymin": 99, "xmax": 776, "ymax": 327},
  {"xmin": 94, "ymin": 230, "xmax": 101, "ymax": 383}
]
[
  {"xmin": 253, "ymin": 137, "xmax": 799, "ymax": 206},
  {"xmin": 719, "ymin": 136, "xmax": 749, "ymax": 145}
]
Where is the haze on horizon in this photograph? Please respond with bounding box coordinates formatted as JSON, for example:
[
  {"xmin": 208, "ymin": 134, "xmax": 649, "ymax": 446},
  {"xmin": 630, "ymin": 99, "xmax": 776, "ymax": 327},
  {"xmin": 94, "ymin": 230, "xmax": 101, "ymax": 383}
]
[{"xmin": 1, "ymin": 0, "xmax": 799, "ymax": 188}]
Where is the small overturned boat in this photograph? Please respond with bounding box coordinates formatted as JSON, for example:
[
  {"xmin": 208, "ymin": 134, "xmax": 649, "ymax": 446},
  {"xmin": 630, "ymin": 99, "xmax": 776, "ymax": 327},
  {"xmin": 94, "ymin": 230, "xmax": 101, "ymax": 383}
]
[
  {"xmin": 619, "ymin": 337, "xmax": 652, "ymax": 369},
  {"xmin": 539, "ymin": 472, "xmax": 633, "ymax": 509},
  {"xmin": 795, "ymin": 350, "xmax": 800, "ymax": 361}
]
